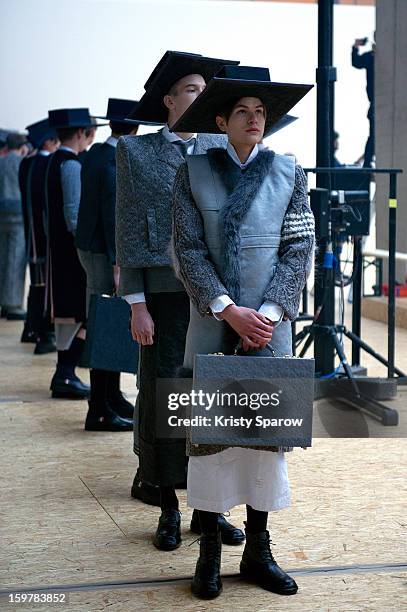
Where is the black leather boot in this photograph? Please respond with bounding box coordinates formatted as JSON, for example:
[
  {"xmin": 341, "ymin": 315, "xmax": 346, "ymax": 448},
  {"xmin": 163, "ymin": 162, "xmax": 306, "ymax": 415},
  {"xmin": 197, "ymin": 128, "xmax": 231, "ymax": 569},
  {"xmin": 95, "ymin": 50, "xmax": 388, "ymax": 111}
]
[
  {"xmin": 240, "ymin": 529, "xmax": 298, "ymax": 595},
  {"xmin": 34, "ymin": 332, "xmax": 56, "ymax": 355},
  {"xmin": 84, "ymin": 401, "xmax": 133, "ymax": 431},
  {"xmin": 107, "ymin": 372, "xmax": 134, "ymax": 419},
  {"xmin": 153, "ymin": 509, "xmax": 182, "ymax": 551},
  {"xmin": 191, "ymin": 532, "xmax": 222, "ymax": 599},
  {"xmin": 131, "ymin": 469, "xmax": 161, "ymax": 507},
  {"xmin": 190, "ymin": 510, "xmax": 245, "ymax": 545},
  {"xmin": 50, "ymin": 374, "xmax": 90, "ymax": 399}
]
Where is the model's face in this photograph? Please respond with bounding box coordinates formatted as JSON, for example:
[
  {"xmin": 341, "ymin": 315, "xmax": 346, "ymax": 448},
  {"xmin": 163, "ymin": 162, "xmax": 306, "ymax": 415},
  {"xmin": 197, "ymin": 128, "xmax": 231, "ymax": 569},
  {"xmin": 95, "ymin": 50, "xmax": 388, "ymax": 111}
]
[
  {"xmin": 85, "ymin": 127, "xmax": 97, "ymax": 147},
  {"xmin": 19, "ymin": 144, "xmax": 30, "ymax": 157},
  {"xmin": 43, "ymin": 138, "xmax": 60, "ymax": 153},
  {"xmin": 77, "ymin": 128, "xmax": 90, "ymax": 153},
  {"xmin": 216, "ymin": 97, "xmax": 266, "ymax": 146},
  {"xmin": 164, "ymin": 74, "xmax": 206, "ymax": 123}
]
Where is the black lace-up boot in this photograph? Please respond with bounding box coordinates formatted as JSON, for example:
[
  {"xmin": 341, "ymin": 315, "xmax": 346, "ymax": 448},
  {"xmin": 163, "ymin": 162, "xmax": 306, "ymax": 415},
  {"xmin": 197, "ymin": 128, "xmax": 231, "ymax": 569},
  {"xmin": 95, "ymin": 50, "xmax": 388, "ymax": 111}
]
[
  {"xmin": 191, "ymin": 532, "xmax": 222, "ymax": 599},
  {"xmin": 153, "ymin": 509, "xmax": 181, "ymax": 551},
  {"xmin": 240, "ymin": 529, "xmax": 298, "ymax": 595}
]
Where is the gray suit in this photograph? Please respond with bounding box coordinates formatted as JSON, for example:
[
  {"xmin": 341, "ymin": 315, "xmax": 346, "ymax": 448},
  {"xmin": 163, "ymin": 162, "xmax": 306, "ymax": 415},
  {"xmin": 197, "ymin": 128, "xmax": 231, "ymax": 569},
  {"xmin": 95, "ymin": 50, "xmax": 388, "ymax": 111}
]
[
  {"xmin": 115, "ymin": 129, "xmax": 226, "ymax": 486},
  {"xmin": 116, "ymin": 130, "xmax": 226, "ymax": 295},
  {"xmin": 0, "ymin": 152, "xmax": 26, "ymax": 309}
]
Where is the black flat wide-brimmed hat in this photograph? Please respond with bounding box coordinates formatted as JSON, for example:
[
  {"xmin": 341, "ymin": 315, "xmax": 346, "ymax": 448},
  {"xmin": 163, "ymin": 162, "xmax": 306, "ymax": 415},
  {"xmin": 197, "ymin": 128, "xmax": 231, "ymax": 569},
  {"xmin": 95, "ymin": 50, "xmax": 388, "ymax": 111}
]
[
  {"xmin": 265, "ymin": 113, "xmax": 297, "ymax": 137},
  {"xmin": 94, "ymin": 98, "xmax": 161, "ymax": 126},
  {"xmin": 128, "ymin": 51, "xmax": 239, "ymax": 123},
  {"xmin": 171, "ymin": 66, "xmax": 313, "ymax": 135},
  {"xmin": 48, "ymin": 108, "xmax": 108, "ymax": 129},
  {"xmin": 25, "ymin": 119, "xmax": 57, "ymax": 148}
]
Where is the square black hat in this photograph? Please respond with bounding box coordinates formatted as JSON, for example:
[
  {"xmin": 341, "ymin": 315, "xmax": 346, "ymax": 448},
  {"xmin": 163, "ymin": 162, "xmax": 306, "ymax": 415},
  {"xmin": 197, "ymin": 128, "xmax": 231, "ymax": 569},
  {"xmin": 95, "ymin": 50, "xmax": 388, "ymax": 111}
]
[
  {"xmin": 171, "ymin": 65, "xmax": 313, "ymax": 135},
  {"xmin": 25, "ymin": 118, "xmax": 57, "ymax": 148},
  {"xmin": 95, "ymin": 98, "xmax": 162, "ymax": 126},
  {"xmin": 128, "ymin": 51, "xmax": 239, "ymax": 123},
  {"xmin": 48, "ymin": 108, "xmax": 107, "ymax": 129}
]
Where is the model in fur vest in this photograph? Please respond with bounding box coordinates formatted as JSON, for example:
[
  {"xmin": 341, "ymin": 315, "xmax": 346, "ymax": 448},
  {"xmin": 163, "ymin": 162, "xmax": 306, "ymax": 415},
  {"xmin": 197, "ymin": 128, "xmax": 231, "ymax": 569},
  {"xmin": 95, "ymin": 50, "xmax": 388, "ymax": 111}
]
[{"xmin": 171, "ymin": 65, "xmax": 315, "ymax": 599}]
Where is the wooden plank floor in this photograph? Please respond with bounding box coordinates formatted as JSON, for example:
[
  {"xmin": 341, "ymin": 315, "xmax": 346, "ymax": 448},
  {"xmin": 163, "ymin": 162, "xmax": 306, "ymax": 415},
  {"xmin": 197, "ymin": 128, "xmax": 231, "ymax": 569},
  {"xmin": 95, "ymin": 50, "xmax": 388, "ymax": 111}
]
[{"xmin": 0, "ymin": 315, "xmax": 406, "ymax": 611}]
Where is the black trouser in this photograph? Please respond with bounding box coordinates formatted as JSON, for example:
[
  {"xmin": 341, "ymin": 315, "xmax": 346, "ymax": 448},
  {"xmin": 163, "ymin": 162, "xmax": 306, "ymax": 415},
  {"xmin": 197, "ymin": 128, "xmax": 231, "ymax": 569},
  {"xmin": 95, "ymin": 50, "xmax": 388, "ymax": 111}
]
[
  {"xmin": 136, "ymin": 292, "xmax": 190, "ymax": 486},
  {"xmin": 363, "ymin": 104, "xmax": 375, "ymax": 168},
  {"xmin": 27, "ymin": 261, "xmax": 53, "ymax": 336}
]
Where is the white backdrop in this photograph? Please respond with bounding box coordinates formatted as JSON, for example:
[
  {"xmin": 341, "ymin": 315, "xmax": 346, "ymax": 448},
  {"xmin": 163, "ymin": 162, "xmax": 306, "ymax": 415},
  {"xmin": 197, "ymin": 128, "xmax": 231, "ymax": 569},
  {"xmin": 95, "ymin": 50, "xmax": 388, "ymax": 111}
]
[{"xmin": 1, "ymin": 0, "xmax": 375, "ymax": 168}]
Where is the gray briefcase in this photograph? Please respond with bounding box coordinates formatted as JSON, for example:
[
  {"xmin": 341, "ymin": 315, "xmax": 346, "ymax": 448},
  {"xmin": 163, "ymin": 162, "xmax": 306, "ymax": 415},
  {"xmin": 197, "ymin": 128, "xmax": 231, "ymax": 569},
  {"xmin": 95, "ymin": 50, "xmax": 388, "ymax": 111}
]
[{"xmin": 191, "ymin": 351, "xmax": 314, "ymax": 448}]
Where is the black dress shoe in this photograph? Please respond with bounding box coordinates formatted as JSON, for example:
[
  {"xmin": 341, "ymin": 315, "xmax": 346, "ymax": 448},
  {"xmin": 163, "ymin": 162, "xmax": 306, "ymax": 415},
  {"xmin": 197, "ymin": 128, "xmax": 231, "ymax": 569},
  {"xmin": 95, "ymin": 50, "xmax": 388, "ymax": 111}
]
[
  {"xmin": 108, "ymin": 392, "xmax": 134, "ymax": 420},
  {"xmin": 7, "ymin": 309, "xmax": 27, "ymax": 321},
  {"xmin": 240, "ymin": 530, "xmax": 298, "ymax": 595},
  {"xmin": 131, "ymin": 469, "xmax": 161, "ymax": 506},
  {"xmin": 190, "ymin": 510, "xmax": 245, "ymax": 546},
  {"xmin": 21, "ymin": 327, "xmax": 37, "ymax": 343},
  {"xmin": 84, "ymin": 402, "xmax": 133, "ymax": 431},
  {"xmin": 153, "ymin": 509, "xmax": 181, "ymax": 551},
  {"xmin": 191, "ymin": 532, "xmax": 222, "ymax": 600},
  {"xmin": 34, "ymin": 333, "xmax": 56, "ymax": 354},
  {"xmin": 50, "ymin": 376, "xmax": 90, "ymax": 399}
]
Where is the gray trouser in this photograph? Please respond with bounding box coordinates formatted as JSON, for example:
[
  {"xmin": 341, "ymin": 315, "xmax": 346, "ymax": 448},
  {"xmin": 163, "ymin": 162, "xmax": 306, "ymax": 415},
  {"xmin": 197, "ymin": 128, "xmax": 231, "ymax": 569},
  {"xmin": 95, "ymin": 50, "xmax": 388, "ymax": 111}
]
[
  {"xmin": 0, "ymin": 215, "xmax": 26, "ymax": 309},
  {"xmin": 77, "ymin": 249, "xmax": 114, "ymax": 314}
]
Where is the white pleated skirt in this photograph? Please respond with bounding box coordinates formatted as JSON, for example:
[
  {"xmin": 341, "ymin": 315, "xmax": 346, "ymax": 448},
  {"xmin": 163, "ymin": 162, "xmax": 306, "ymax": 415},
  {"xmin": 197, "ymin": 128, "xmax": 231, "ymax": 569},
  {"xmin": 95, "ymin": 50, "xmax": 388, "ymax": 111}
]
[{"xmin": 187, "ymin": 447, "xmax": 291, "ymax": 513}]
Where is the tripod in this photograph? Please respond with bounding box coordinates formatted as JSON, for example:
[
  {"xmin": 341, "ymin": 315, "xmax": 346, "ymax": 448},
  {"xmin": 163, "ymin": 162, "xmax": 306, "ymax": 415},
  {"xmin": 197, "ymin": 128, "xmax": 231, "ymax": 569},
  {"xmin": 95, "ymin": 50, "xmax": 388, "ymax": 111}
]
[{"xmin": 295, "ymin": 169, "xmax": 404, "ymax": 426}]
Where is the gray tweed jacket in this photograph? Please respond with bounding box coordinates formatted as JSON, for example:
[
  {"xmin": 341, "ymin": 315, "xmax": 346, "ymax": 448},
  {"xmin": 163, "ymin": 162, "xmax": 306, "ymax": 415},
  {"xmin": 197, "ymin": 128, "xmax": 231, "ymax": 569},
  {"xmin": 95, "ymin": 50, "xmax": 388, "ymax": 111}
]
[{"xmin": 115, "ymin": 130, "xmax": 226, "ymax": 295}]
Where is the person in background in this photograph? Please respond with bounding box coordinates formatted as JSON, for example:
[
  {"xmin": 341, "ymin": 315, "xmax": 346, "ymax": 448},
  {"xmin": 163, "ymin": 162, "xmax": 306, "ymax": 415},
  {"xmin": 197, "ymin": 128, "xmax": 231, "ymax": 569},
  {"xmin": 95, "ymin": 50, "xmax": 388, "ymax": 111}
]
[
  {"xmin": 116, "ymin": 51, "xmax": 244, "ymax": 551},
  {"xmin": 0, "ymin": 132, "xmax": 29, "ymax": 320},
  {"xmin": 332, "ymin": 130, "xmax": 344, "ymax": 168},
  {"xmin": 77, "ymin": 121, "xmax": 97, "ymax": 164},
  {"xmin": 45, "ymin": 108, "xmax": 102, "ymax": 400},
  {"xmin": 0, "ymin": 129, "xmax": 10, "ymax": 157},
  {"xmin": 19, "ymin": 119, "xmax": 60, "ymax": 351},
  {"xmin": 76, "ymin": 98, "xmax": 150, "ymax": 431},
  {"xmin": 352, "ymin": 34, "xmax": 375, "ymax": 167}
]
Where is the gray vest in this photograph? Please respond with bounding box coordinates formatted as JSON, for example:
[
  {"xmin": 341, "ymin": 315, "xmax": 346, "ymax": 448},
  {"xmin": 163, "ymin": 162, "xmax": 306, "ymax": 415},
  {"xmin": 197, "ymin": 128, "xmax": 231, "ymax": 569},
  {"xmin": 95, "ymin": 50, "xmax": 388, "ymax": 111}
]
[{"xmin": 183, "ymin": 151, "xmax": 296, "ymax": 369}]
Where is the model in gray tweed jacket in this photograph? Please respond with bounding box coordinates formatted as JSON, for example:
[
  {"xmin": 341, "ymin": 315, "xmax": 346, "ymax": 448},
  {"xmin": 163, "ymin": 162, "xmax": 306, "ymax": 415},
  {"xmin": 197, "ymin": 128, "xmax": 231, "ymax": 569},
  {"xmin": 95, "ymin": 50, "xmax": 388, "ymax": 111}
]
[{"xmin": 115, "ymin": 130, "xmax": 226, "ymax": 291}]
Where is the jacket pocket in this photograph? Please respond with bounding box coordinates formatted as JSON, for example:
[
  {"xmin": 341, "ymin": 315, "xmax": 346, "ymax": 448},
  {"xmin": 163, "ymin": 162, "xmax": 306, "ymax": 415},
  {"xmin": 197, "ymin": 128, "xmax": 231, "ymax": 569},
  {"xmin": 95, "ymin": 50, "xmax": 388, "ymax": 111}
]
[{"xmin": 146, "ymin": 209, "xmax": 158, "ymax": 252}]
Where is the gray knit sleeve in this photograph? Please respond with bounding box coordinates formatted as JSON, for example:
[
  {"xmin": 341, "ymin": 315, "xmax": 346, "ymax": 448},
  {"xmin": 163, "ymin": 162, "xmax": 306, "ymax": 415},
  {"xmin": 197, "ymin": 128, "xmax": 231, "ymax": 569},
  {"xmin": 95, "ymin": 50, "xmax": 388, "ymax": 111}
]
[
  {"xmin": 263, "ymin": 164, "xmax": 315, "ymax": 320},
  {"xmin": 172, "ymin": 163, "xmax": 229, "ymax": 316},
  {"xmin": 60, "ymin": 159, "xmax": 81, "ymax": 234}
]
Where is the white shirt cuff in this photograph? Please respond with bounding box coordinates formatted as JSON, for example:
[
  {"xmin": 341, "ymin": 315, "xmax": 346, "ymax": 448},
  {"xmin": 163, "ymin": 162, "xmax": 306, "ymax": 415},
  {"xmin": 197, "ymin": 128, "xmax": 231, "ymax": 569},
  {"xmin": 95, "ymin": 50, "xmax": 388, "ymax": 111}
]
[
  {"xmin": 209, "ymin": 294, "xmax": 235, "ymax": 321},
  {"xmin": 124, "ymin": 292, "xmax": 146, "ymax": 305},
  {"xmin": 258, "ymin": 301, "xmax": 284, "ymax": 325}
]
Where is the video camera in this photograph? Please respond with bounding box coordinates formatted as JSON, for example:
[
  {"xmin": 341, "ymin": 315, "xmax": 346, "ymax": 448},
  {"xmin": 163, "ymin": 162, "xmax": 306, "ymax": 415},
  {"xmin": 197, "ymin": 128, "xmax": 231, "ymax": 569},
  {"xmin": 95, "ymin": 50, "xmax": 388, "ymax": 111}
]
[{"xmin": 310, "ymin": 168, "xmax": 371, "ymax": 238}]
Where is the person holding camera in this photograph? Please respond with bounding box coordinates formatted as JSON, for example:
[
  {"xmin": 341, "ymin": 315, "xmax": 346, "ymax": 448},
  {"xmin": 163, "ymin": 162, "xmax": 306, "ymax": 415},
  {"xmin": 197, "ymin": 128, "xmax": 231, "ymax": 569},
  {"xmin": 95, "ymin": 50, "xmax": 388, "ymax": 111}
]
[{"xmin": 352, "ymin": 34, "xmax": 375, "ymax": 167}]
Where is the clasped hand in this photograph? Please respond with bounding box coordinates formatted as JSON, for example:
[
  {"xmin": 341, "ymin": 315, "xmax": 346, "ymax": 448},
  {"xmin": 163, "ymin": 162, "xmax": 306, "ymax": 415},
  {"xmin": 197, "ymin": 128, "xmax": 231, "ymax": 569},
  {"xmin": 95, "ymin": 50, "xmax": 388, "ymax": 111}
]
[{"xmin": 220, "ymin": 305, "xmax": 274, "ymax": 351}]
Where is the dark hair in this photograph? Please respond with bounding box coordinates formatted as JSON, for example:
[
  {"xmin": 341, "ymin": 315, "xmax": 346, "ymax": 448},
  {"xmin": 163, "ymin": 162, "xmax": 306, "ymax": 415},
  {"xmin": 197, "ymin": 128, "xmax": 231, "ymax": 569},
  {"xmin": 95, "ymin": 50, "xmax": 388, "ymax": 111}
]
[
  {"xmin": 40, "ymin": 137, "xmax": 59, "ymax": 150},
  {"xmin": 56, "ymin": 126, "xmax": 95, "ymax": 142},
  {"xmin": 216, "ymin": 97, "xmax": 266, "ymax": 122},
  {"xmin": 6, "ymin": 133, "xmax": 28, "ymax": 150},
  {"xmin": 110, "ymin": 121, "xmax": 138, "ymax": 136},
  {"xmin": 56, "ymin": 127, "xmax": 80, "ymax": 142}
]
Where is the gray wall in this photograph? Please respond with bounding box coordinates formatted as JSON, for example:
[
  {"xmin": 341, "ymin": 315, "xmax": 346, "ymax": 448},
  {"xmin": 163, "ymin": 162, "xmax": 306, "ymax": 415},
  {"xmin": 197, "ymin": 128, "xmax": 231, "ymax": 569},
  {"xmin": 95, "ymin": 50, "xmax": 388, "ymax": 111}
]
[{"xmin": 376, "ymin": 0, "xmax": 407, "ymax": 282}]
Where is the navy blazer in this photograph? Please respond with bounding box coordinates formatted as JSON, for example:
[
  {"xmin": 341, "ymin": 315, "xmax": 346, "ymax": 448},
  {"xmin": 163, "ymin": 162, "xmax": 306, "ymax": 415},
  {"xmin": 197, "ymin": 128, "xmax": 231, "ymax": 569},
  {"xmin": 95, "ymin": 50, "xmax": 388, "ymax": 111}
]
[{"xmin": 75, "ymin": 141, "xmax": 116, "ymax": 263}]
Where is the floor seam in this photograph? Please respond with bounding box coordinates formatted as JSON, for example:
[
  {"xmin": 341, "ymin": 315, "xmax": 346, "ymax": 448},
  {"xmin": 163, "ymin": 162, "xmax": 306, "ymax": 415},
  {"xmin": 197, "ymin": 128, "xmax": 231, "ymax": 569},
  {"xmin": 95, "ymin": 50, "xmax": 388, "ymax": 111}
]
[
  {"xmin": 1, "ymin": 562, "xmax": 406, "ymax": 596},
  {"xmin": 77, "ymin": 476, "xmax": 130, "ymax": 540}
]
